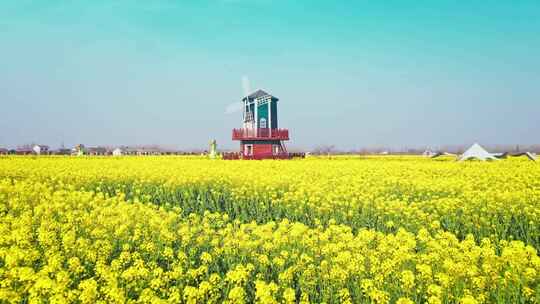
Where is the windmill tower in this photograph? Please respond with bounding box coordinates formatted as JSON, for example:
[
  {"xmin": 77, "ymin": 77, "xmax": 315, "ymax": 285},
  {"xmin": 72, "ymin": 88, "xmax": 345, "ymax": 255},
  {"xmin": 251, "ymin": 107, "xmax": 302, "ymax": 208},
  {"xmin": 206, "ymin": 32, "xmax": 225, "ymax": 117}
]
[{"xmin": 232, "ymin": 87, "xmax": 290, "ymax": 159}]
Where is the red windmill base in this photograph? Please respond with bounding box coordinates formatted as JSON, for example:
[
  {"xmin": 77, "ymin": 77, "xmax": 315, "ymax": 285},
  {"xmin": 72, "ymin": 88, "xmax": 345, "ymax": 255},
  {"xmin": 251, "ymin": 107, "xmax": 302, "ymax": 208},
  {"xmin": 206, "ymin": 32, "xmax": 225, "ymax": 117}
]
[
  {"xmin": 232, "ymin": 128, "xmax": 290, "ymax": 160},
  {"xmin": 226, "ymin": 89, "xmax": 296, "ymax": 160}
]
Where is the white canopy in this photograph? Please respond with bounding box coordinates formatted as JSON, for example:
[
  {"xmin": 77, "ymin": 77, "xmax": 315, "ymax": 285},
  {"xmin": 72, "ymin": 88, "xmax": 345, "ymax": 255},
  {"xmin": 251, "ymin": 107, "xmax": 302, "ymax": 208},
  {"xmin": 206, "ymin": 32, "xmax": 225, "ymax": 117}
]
[
  {"xmin": 524, "ymin": 152, "xmax": 537, "ymax": 161},
  {"xmin": 513, "ymin": 152, "xmax": 537, "ymax": 161},
  {"xmin": 458, "ymin": 143, "xmax": 498, "ymax": 161}
]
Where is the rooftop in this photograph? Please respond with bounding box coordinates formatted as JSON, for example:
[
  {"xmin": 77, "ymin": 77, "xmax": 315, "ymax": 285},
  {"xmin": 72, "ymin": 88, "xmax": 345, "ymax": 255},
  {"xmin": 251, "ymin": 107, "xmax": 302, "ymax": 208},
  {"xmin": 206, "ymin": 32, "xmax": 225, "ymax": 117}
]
[{"xmin": 242, "ymin": 89, "xmax": 279, "ymax": 102}]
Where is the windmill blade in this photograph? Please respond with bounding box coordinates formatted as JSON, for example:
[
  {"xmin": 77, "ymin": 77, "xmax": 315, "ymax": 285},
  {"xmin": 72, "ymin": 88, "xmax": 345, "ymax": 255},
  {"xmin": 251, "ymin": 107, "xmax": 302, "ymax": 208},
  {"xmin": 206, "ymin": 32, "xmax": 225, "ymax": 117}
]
[
  {"xmin": 224, "ymin": 76, "xmax": 252, "ymax": 114},
  {"xmin": 225, "ymin": 101, "xmax": 243, "ymax": 114},
  {"xmin": 242, "ymin": 75, "xmax": 251, "ymax": 98}
]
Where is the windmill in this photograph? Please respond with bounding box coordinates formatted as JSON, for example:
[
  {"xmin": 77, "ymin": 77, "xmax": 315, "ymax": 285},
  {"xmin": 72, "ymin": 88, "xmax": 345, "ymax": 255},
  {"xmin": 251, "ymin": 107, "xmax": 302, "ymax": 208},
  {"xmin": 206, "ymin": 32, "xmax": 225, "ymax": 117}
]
[{"xmin": 230, "ymin": 77, "xmax": 291, "ymax": 159}]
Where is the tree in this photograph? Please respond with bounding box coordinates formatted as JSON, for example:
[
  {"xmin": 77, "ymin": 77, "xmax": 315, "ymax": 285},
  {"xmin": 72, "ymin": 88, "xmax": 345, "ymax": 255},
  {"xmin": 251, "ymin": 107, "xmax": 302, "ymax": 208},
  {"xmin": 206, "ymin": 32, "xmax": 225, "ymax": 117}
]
[{"xmin": 312, "ymin": 145, "xmax": 336, "ymax": 157}]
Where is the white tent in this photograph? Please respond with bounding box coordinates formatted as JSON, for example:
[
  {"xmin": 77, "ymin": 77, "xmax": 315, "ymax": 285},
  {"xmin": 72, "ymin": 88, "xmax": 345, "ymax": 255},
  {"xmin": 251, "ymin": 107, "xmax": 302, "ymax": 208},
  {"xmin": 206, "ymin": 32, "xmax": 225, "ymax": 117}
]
[
  {"xmin": 431, "ymin": 152, "xmax": 456, "ymax": 159},
  {"xmin": 458, "ymin": 143, "xmax": 498, "ymax": 161},
  {"xmin": 512, "ymin": 152, "xmax": 537, "ymax": 161},
  {"xmin": 524, "ymin": 152, "xmax": 537, "ymax": 161}
]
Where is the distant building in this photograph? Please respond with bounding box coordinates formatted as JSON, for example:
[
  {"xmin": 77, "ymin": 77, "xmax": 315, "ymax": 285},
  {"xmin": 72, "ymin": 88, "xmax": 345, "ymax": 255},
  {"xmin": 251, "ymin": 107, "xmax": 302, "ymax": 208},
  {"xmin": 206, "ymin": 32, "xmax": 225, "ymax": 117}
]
[
  {"xmin": 112, "ymin": 148, "xmax": 123, "ymax": 156},
  {"xmin": 16, "ymin": 146, "xmax": 34, "ymax": 155},
  {"xmin": 123, "ymin": 147, "xmax": 138, "ymax": 155},
  {"xmin": 0, "ymin": 148, "xmax": 8, "ymax": 155},
  {"xmin": 422, "ymin": 149, "xmax": 436, "ymax": 157},
  {"xmin": 54, "ymin": 148, "xmax": 72, "ymax": 155},
  {"xmin": 87, "ymin": 147, "xmax": 109, "ymax": 156},
  {"xmin": 114, "ymin": 147, "xmax": 165, "ymax": 156},
  {"xmin": 32, "ymin": 145, "xmax": 49, "ymax": 155},
  {"xmin": 136, "ymin": 147, "xmax": 164, "ymax": 156}
]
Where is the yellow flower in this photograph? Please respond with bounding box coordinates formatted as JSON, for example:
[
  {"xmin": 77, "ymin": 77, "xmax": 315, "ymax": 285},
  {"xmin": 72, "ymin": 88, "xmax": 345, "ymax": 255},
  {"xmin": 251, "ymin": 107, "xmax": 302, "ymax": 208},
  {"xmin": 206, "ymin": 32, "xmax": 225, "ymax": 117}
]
[
  {"xmin": 282, "ymin": 288, "xmax": 296, "ymax": 304},
  {"xmin": 400, "ymin": 270, "xmax": 415, "ymax": 291},
  {"xmin": 200, "ymin": 252, "xmax": 213, "ymax": 264},
  {"xmin": 338, "ymin": 288, "xmax": 352, "ymax": 304},
  {"xmin": 427, "ymin": 296, "xmax": 442, "ymax": 304},
  {"xmin": 227, "ymin": 286, "xmax": 246, "ymax": 304},
  {"xmin": 396, "ymin": 298, "xmax": 414, "ymax": 304},
  {"xmin": 78, "ymin": 279, "xmax": 98, "ymax": 304},
  {"xmin": 459, "ymin": 295, "xmax": 478, "ymax": 304}
]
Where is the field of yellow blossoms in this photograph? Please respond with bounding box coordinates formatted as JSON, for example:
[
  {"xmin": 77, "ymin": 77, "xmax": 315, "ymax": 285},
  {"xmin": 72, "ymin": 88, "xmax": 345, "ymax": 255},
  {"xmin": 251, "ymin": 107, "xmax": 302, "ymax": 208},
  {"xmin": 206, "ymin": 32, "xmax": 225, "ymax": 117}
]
[{"xmin": 0, "ymin": 156, "xmax": 539, "ymax": 303}]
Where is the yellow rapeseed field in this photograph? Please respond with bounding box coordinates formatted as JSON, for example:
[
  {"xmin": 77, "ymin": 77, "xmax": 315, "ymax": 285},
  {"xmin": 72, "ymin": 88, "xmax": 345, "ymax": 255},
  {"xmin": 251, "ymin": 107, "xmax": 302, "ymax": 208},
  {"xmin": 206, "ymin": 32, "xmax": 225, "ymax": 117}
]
[{"xmin": 0, "ymin": 156, "xmax": 539, "ymax": 303}]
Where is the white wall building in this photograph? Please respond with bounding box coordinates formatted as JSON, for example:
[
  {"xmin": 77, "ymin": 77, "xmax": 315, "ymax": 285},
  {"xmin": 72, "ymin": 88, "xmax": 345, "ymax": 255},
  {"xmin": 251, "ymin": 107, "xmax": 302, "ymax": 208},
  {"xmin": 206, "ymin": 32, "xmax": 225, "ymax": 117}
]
[{"xmin": 112, "ymin": 148, "xmax": 123, "ymax": 156}]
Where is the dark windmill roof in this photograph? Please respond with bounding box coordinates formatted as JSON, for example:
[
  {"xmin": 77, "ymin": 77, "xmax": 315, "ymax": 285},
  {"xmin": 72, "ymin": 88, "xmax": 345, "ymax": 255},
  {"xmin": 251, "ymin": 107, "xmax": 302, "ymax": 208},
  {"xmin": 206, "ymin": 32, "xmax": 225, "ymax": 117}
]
[{"xmin": 243, "ymin": 89, "xmax": 279, "ymax": 102}]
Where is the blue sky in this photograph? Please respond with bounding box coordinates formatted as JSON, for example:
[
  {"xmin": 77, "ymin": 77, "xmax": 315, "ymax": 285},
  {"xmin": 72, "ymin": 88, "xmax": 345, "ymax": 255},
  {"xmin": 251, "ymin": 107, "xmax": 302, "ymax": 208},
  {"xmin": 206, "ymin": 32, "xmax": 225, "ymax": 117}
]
[{"xmin": 1, "ymin": 1, "xmax": 539, "ymax": 150}]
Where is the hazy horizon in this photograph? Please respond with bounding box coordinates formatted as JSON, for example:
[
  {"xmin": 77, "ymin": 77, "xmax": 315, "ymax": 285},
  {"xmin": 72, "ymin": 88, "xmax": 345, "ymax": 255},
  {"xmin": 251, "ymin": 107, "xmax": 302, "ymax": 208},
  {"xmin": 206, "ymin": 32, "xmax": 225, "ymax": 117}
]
[{"xmin": 1, "ymin": 1, "xmax": 539, "ymax": 150}]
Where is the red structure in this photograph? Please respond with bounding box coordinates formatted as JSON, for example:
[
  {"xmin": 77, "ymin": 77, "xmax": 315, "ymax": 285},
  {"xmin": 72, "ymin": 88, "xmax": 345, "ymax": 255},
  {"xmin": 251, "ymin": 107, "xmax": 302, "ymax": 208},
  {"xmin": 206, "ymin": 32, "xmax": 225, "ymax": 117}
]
[{"xmin": 231, "ymin": 89, "xmax": 291, "ymax": 160}]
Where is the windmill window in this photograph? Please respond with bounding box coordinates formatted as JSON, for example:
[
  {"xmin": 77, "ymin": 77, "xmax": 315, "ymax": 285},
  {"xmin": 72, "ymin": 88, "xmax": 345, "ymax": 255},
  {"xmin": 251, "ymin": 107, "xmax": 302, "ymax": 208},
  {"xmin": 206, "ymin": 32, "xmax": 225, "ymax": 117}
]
[{"xmin": 260, "ymin": 118, "xmax": 267, "ymax": 128}]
